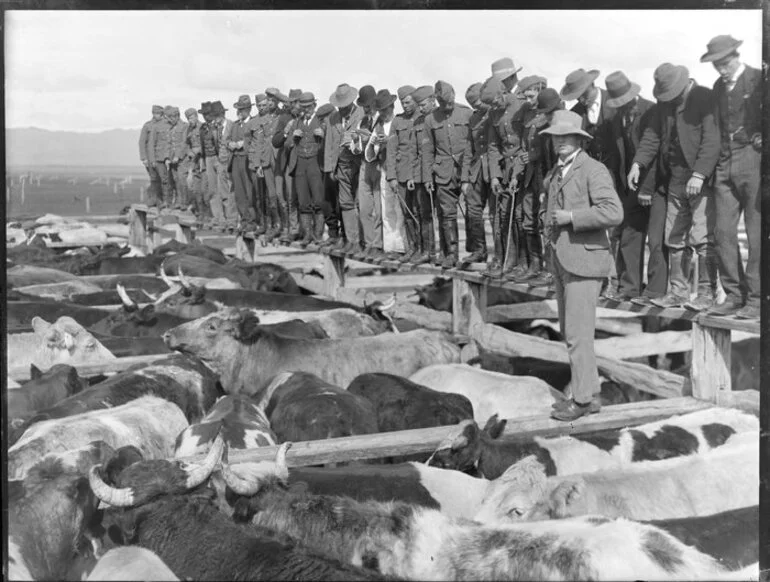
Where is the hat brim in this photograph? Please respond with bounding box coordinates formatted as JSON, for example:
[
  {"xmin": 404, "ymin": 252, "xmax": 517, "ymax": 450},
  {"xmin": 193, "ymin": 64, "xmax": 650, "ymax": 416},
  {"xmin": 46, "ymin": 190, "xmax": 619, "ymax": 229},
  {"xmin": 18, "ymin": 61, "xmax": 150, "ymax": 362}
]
[
  {"xmin": 605, "ymin": 82, "xmax": 642, "ymax": 109},
  {"xmin": 654, "ymin": 74, "xmax": 689, "ymax": 103},
  {"xmin": 700, "ymin": 40, "xmax": 743, "ymax": 63},
  {"xmin": 376, "ymin": 95, "xmax": 398, "ymax": 111},
  {"xmin": 329, "ymin": 91, "xmax": 357, "ymax": 108},
  {"xmin": 234, "ymin": 103, "xmax": 253, "ymax": 110},
  {"xmin": 560, "ymin": 70, "xmax": 601, "ymax": 101},
  {"xmin": 536, "ymin": 102, "xmax": 562, "ymax": 115},
  {"xmin": 540, "ymin": 123, "xmax": 592, "ymax": 139},
  {"xmin": 492, "ymin": 66, "xmax": 523, "ymax": 82},
  {"xmin": 357, "ymin": 96, "xmax": 376, "ymax": 107}
]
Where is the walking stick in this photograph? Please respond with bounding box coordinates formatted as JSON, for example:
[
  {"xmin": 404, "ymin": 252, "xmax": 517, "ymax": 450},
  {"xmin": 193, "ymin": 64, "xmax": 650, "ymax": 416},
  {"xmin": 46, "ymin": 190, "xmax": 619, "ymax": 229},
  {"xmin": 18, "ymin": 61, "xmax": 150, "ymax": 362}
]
[{"xmin": 500, "ymin": 182, "xmax": 517, "ymax": 276}]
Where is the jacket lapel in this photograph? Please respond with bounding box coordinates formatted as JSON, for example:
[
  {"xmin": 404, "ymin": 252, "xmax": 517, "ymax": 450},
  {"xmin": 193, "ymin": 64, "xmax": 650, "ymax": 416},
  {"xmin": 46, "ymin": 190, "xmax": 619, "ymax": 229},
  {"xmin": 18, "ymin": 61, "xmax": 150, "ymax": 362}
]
[{"xmin": 557, "ymin": 150, "xmax": 585, "ymax": 193}]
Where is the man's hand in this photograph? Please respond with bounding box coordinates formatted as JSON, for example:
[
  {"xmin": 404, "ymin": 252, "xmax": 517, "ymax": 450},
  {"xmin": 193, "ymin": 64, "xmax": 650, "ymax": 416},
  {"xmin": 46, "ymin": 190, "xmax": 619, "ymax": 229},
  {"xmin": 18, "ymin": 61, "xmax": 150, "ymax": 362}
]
[
  {"xmin": 461, "ymin": 182, "xmax": 471, "ymax": 196},
  {"xmin": 520, "ymin": 151, "xmax": 529, "ymax": 165},
  {"xmin": 638, "ymin": 191, "xmax": 652, "ymax": 207},
  {"xmin": 313, "ymin": 128, "xmax": 324, "ymax": 139},
  {"xmin": 330, "ymin": 171, "xmax": 338, "ymax": 183},
  {"xmin": 256, "ymin": 167, "xmax": 264, "ymax": 178},
  {"xmin": 293, "ymin": 129, "xmax": 304, "ymax": 139},
  {"xmin": 388, "ymin": 179, "xmax": 398, "ymax": 192},
  {"xmin": 376, "ymin": 134, "xmax": 388, "ymax": 145},
  {"xmin": 627, "ymin": 164, "xmax": 640, "ymax": 191},
  {"xmin": 357, "ymin": 128, "xmax": 372, "ymax": 140},
  {"xmin": 491, "ymin": 178, "xmax": 503, "ymax": 195},
  {"xmin": 552, "ymin": 209, "xmax": 572, "ymax": 226},
  {"xmin": 237, "ymin": 140, "xmax": 244, "ymax": 149},
  {"xmin": 164, "ymin": 159, "xmax": 171, "ymax": 170},
  {"xmin": 406, "ymin": 180, "xmax": 415, "ymax": 191},
  {"xmin": 686, "ymin": 175, "xmax": 704, "ymax": 197},
  {"xmin": 752, "ymin": 133, "xmax": 762, "ymax": 151}
]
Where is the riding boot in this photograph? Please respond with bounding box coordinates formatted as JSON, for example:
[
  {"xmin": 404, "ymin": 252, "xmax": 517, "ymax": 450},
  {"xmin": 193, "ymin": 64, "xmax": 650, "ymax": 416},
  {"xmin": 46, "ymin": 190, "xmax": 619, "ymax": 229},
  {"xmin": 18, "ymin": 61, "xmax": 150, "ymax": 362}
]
[
  {"xmin": 512, "ymin": 233, "xmax": 542, "ymax": 282},
  {"xmin": 313, "ymin": 210, "xmax": 325, "ymax": 244},
  {"xmin": 441, "ymin": 220, "xmax": 459, "ymax": 269},
  {"xmin": 298, "ymin": 214, "xmax": 314, "ymax": 248}
]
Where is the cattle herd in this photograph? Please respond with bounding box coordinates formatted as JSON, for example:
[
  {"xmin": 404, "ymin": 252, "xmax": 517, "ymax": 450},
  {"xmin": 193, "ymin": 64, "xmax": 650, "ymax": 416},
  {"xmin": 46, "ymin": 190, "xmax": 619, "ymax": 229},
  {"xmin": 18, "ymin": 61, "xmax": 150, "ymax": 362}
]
[{"xmin": 6, "ymin": 235, "xmax": 760, "ymax": 581}]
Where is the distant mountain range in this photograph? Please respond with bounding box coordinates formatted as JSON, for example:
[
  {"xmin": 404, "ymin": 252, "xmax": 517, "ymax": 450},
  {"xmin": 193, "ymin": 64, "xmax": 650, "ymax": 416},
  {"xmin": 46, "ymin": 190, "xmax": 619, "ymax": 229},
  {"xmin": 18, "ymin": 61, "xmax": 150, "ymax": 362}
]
[{"xmin": 6, "ymin": 127, "xmax": 141, "ymax": 168}]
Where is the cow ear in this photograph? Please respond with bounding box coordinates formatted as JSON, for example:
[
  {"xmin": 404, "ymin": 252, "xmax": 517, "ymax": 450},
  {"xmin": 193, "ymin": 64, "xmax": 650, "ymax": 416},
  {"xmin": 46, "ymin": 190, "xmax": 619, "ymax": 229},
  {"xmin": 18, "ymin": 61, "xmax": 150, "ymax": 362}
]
[
  {"xmin": 30, "ymin": 364, "xmax": 43, "ymax": 380},
  {"xmin": 235, "ymin": 312, "xmax": 262, "ymax": 341},
  {"xmin": 31, "ymin": 316, "xmax": 52, "ymax": 335},
  {"xmin": 484, "ymin": 415, "xmax": 507, "ymax": 439},
  {"xmin": 551, "ymin": 479, "xmax": 584, "ymax": 518}
]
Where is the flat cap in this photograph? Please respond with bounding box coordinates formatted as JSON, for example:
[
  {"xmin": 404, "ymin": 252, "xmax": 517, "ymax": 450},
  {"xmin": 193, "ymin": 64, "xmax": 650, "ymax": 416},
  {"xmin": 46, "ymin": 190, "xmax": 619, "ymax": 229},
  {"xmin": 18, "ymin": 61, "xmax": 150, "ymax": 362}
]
[
  {"xmin": 316, "ymin": 103, "xmax": 336, "ymax": 119},
  {"xmin": 397, "ymin": 85, "xmax": 416, "ymax": 100},
  {"xmin": 465, "ymin": 82, "xmax": 483, "ymax": 105},
  {"xmin": 519, "ymin": 75, "xmax": 548, "ymax": 92},
  {"xmin": 152, "ymin": 105, "xmax": 164, "ymax": 114},
  {"xmin": 411, "ymin": 85, "xmax": 434, "ymax": 103},
  {"xmin": 184, "ymin": 107, "xmax": 197, "ymax": 117},
  {"xmin": 480, "ymin": 76, "xmax": 505, "ymax": 105},
  {"xmin": 434, "ymin": 80, "xmax": 455, "ymax": 101}
]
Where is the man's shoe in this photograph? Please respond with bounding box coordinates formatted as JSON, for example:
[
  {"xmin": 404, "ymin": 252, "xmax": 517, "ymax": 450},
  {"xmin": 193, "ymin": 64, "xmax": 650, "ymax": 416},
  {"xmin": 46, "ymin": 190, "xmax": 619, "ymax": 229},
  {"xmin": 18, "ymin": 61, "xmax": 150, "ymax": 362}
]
[
  {"xmin": 551, "ymin": 398, "xmax": 601, "ymax": 422},
  {"xmin": 483, "ymin": 259, "xmax": 503, "ymax": 278},
  {"xmin": 707, "ymin": 299, "xmax": 744, "ymax": 317},
  {"xmin": 411, "ymin": 251, "xmax": 432, "ymax": 265},
  {"xmin": 683, "ymin": 295, "xmax": 715, "ymax": 312},
  {"xmin": 528, "ymin": 271, "xmax": 554, "ymax": 288},
  {"xmin": 461, "ymin": 251, "xmax": 488, "ymax": 265},
  {"xmin": 734, "ymin": 304, "xmax": 759, "ymax": 320},
  {"xmin": 601, "ymin": 287, "xmax": 631, "ymax": 302},
  {"xmin": 650, "ymin": 294, "xmax": 687, "ymax": 309},
  {"xmin": 503, "ymin": 264, "xmax": 527, "ymax": 281},
  {"xmin": 441, "ymin": 255, "xmax": 458, "ymax": 270},
  {"xmin": 630, "ymin": 295, "xmax": 657, "ymax": 307},
  {"xmin": 552, "ymin": 396, "xmax": 601, "ymax": 413}
]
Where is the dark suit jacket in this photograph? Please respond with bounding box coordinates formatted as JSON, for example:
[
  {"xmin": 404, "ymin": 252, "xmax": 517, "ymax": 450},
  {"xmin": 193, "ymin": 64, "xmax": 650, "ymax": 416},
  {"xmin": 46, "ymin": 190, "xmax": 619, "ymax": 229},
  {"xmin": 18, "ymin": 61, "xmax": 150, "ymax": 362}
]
[
  {"xmin": 713, "ymin": 65, "xmax": 762, "ymax": 156},
  {"xmin": 606, "ymin": 96, "xmax": 657, "ymax": 192},
  {"xmin": 571, "ymin": 88, "xmax": 616, "ymax": 164},
  {"xmin": 543, "ymin": 150, "xmax": 624, "ymax": 278},
  {"xmin": 633, "ymin": 82, "xmax": 721, "ymax": 180}
]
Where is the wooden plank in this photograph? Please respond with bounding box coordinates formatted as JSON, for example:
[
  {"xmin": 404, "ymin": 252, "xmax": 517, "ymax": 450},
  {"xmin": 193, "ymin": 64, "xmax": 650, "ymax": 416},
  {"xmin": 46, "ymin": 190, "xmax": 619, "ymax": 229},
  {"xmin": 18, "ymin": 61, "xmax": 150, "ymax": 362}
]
[
  {"xmin": 484, "ymin": 300, "xmax": 641, "ymax": 321},
  {"xmin": 452, "ymin": 279, "xmax": 487, "ymax": 336},
  {"xmin": 323, "ymin": 254, "xmax": 346, "ymax": 298},
  {"xmin": 180, "ymin": 397, "xmax": 713, "ymax": 466},
  {"xmin": 697, "ymin": 314, "xmax": 760, "ymax": 335},
  {"xmin": 471, "ymin": 322, "xmax": 689, "ymax": 399},
  {"xmin": 716, "ymin": 390, "xmax": 759, "ymax": 415},
  {"xmin": 8, "ymin": 354, "xmax": 169, "ymax": 382},
  {"xmin": 595, "ymin": 331, "xmax": 693, "ymax": 359},
  {"xmin": 128, "ymin": 207, "xmax": 147, "ymax": 250},
  {"xmin": 691, "ymin": 321, "xmax": 732, "ymax": 402}
]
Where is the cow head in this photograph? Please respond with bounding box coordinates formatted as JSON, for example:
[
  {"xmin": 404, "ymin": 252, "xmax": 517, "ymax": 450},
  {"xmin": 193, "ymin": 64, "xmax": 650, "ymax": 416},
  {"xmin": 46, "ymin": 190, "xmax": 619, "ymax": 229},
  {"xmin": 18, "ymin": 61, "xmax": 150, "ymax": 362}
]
[
  {"xmin": 363, "ymin": 293, "xmax": 400, "ymax": 334},
  {"xmin": 9, "ymin": 457, "xmax": 101, "ymax": 581},
  {"xmin": 426, "ymin": 416, "xmax": 505, "ymax": 472},
  {"xmin": 153, "ymin": 267, "xmax": 215, "ymax": 320},
  {"xmin": 414, "ymin": 277, "xmax": 453, "ymax": 312},
  {"xmin": 31, "ymin": 316, "xmax": 115, "ymax": 367},
  {"xmin": 472, "ymin": 455, "xmax": 550, "ymax": 523},
  {"xmin": 89, "ymin": 284, "xmax": 166, "ymax": 336},
  {"xmin": 29, "ymin": 362, "xmax": 88, "ymax": 395}
]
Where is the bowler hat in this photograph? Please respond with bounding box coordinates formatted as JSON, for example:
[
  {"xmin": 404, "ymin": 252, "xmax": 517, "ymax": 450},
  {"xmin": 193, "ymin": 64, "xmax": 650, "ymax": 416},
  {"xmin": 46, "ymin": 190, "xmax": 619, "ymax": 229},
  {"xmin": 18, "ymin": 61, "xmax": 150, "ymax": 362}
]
[
  {"xmin": 210, "ymin": 101, "xmax": 227, "ymax": 115},
  {"xmin": 539, "ymin": 110, "xmax": 592, "ymax": 138},
  {"xmin": 560, "ymin": 69, "xmax": 600, "ymax": 101},
  {"xmin": 316, "ymin": 103, "xmax": 336, "ymax": 119},
  {"xmin": 152, "ymin": 105, "xmax": 164, "ymax": 114},
  {"xmin": 374, "ymin": 89, "xmax": 397, "ymax": 111},
  {"xmin": 184, "ymin": 107, "xmax": 197, "ymax": 118},
  {"xmin": 397, "ymin": 85, "xmax": 416, "ymax": 100},
  {"xmin": 197, "ymin": 101, "xmax": 212, "ymax": 115},
  {"xmin": 234, "ymin": 95, "xmax": 253, "ymax": 110},
  {"xmin": 411, "ymin": 85, "xmax": 434, "ymax": 103},
  {"xmin": 700, "ymin": 34, "xmax": 743, "ymax": 63},
  {"xmin": 480, "ymin": 76, "xmax": 505, "ymax": 106},
  {"xmin": 329, "ymin": 83, "xmax": 358, "ymax": 108},
  {"xmin": 518, "ymin": 75, "xmax": 547, "ymax": 93},
  {"xmin": 298, "ymin": 92, "xmax": 316, "ymax": 106},
  {"xmin": 434, "ymin": 80, "xmax": 455, "ymax": 102},
  {"xmin": 491, "ymin": 57, "xmax": 522, "ymax": 81},
  {"xmin": 357, "ymin": 85, "xmax": 377, "ymax": 107},
  {"xmin": 535, "ymin": 88, "xmax": 563, "ymax": 114},
  {"xmin": 652, "ymin": 63, "xmax": 690, "ymax": 102},
  {"xmin": 288, "ymin": 89, "xmax": 303, "ymax": 102},
  {"xmin": 465, "ymin": 82, "xmax": 483, "ymax": 106},
  {"xmin": 604, "ymin": 71, "xmax": 641, "ymax": 108}
]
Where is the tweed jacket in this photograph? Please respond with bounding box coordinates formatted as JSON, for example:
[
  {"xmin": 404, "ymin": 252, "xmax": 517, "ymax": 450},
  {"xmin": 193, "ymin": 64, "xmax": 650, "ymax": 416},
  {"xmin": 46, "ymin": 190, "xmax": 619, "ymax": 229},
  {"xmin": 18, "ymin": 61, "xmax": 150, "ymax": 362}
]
[
  {"xmin": 244, "ymin": 113, "xmax": 279, "ymax": 169},
  {"xmin": 422, "ymin": 104, "xmax": 473, "ymax": 185},
  {"xmin": 543, "ymin": 150, "xmax": 624, "ymax": 278},
  {"xmin": 411, "ymin": 112, "xmax": 431, "ymax": 184},
  {"xmin": 632, "ymin": 82, "xmax": 720, "ymax": 180},
  {"xmin": 217, "ymin": 118, "xmax": 235, "ymax": 167},
  {"xmin": 324, "ymin": 105, "xmax": 366, "ymax": 173},
  {"xmin": 606, "ymin": 96, "xmax": 657, "ymax": 192},
  {"xmin": 386, "ymin": 111, "xmax": 417, "ymax": 183}
]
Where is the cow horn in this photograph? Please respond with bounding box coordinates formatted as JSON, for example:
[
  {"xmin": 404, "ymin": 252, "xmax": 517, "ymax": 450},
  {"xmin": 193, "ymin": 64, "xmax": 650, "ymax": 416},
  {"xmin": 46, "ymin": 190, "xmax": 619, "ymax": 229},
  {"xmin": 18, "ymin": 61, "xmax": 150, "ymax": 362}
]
[
  {"xmin": 159, "ymin": 266, "xmax": 174, "ymax": 289},
  {"xmin": 116, "ymin": 284, "xmax": 137, "ymax": 309},
  {"xmin": 273, "ymin": 441, "xmax": 291, "ymax": 480},
  {"xmin": 221, "ymin": 442, "xmax": 292, "ymax": 496},
  {"xmin": 88, "ymin": 465, "xmax": 136, "ymax": 507},
  {"xmin": 183, "ymin": 433, "xmax": 225, "ymax": 489},
  {"xmin": 380, "ymin": 293, "xmax": 397, "ymax": 311},
  {"xmin": 177, "ymin": 265, "xmax": 191, "ymax": 290}
]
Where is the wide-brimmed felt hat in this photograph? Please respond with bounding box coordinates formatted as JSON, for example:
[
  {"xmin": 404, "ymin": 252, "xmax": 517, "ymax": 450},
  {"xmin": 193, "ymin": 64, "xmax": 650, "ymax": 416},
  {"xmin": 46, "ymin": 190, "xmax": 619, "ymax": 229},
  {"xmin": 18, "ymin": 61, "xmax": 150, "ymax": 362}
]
[
  {"xmin": 299, "ymin": 92, "xmax": 316, "ymax": 106},
  {"xmin": 316, "ymin": 103, "xmax": 336, "ymax": 119},
  {"xmin": 465, "ymin": 82, "xmax": 483, "ymax": 105},
  {"xmin": 411, "ymin": 85, "xmax": 434, "ymax": 103},
  {"xmin": 397, "ymin": 85, "xmax": 416, "ymax": 100},
  {"xmin": 288, "ymin": 89, "xmax": 303, "ymax": 102},
  {"xmin": 152, "ymin": 105, "xmax": 164, "ymax": 114},
  {"xmin": 329, "ymin": 83, "xmax": 358, "ymax": 108},
  {"xmin": 357, "ymin": 85, "xmax": 377, "ymax": 107},
  {"xmin": 700, "ymin": 34, "xmax": 743, "ymax": 63},
  {"xmin": 560, "ymin": 69, "xmax": 600, "ymax": 101},
  {"xmin": 210, "ymin": 101, "xmax": 227, "ymax": 115},
  {"xmin": 233, "ymin": 95, "xmax": 253, "ymax": 110},
  {"xmin": 539, "ymin": 110, "xmax": 592, "ymax": 138},
  {"xmin": 535, "ymin": 88, "xmax": 562, "ymax": 114},
  {"xmin": 653, "ymin": 63, "xmax": 690, "ymax": 102},
  {"xmin": 374, "ymin": 89, "xmax": 397, "ymax": 111},
  {"xmin": 197, "ymin": 102, "xmax": 211, "ymax": 115},
  {"xmin": 604, "ymin": 71, "xmax": 641, "ymax": 109},
  {"xmin": 491, "ymin": 57, "xmax": 522, "ymax": 82}
]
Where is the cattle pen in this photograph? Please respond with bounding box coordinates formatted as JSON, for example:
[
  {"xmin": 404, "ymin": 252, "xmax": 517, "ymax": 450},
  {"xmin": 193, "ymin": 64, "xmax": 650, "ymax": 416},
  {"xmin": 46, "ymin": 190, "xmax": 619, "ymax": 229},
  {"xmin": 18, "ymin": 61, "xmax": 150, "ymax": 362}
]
[{"xmin": 6, "ymin": 204, "xmax": 758, "ymax": 470}]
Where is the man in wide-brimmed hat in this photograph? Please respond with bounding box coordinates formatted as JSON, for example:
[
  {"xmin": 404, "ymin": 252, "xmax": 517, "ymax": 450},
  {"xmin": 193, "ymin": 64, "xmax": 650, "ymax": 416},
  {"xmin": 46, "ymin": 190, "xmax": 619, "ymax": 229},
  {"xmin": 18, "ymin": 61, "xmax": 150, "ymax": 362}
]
[
  {"xmin": 422, "ymin": 80, "xmax": 473, "ymax": 269},
  {"xmin": 207, "ymin": 100, "xmax": 238, "ymax": 233},
  {"xmin": 272, "ymin": 89, "xmax": 304, "ymax": 242},
  {"xmin": 600, "ymin": 71, "xmax": 667, "ymax": 306},
  {"xmin": 700, "ymin": 35, "xmax": 761, "ymax": 321},
  {"xmin": 324, "ymin": 83, "xmax": 366, "ymax": 254},
  {"xmin": 561, "ymin": 68, "xmax": 615, "ymax": 165},
  {"xmin": 313, "ymin": 103, "xmax": 341, "ymax": 248},
  {"xmin": 225, "ymin": 95, "xmax": 258, "ymax": 235},
  {"xmin": 491, "ymin": 57, "xmax": 523, "ymax": 97},
  {"xmin": 540, "ymin": 110, "xmax": 623, "ymax": 422},
  {"xmin": 139, "ymin": 105, "xmax": 164, "ymax": 207},
  {"xmin": 629, "ymin": 63, "xmax": 720, "ymax": 311}
]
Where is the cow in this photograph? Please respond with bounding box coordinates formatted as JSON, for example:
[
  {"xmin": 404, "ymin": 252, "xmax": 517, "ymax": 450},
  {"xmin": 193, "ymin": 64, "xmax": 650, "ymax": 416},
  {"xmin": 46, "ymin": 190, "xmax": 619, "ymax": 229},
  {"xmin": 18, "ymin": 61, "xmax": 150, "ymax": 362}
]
[
  {"xmin": 153, "ymin": 239, "xmax": 228, "ymax": 265},
  {"xmin": 85, "ymin": 438, "xmax": 388, "ymax": 581},
  {"xmin": 227, "ymin": 260, "xmax": 302, "ymax": 294},
  {"xmin": 9, "ymin": 395, "xmax": 189, "ymax": 480},
  {"xmin": 88, "ymin": 284, "xmax": 191, "ymax": 338},
  {"xmin": 164, "ymin": 308, "xmax": 461, "ymax": 395},
  {"xmin": 9, "ymin": 354, "xmax": 223, "ymax": 447},
  {"xmin": 85, "ymin": 547, "xmax": 180, "ymax": 581},
  {"xmin": 471, "ymin": 431, "xmax": 758, "ymax": 523},
  {"xmin": 427, "ymin": 407, "xmax": 760, "ymax": 478},
  {"xmin": 174, "ymin": 394, "xmax": 277, "ymax": 458},
  {"xmin": 92, "ymin": 255, "xmax": 166, "ymax": 276},
  {"xmin": 13, "ymin": 279, "xmax": 104, "ymax": 301},
  {"xmin": 409, "ymin": 364, "xmax": 564, "ymax": 422},
  {"xmin": 257, "ymin": 372, "xmax": 378, "ymax": 444},
  {"xmin": 243, "ymin": 305, "xmax": 397, "ymax": 338},
  {"xmin": 79, "ymin": 273, "xmax": 175, "ymax": 294},
  {"xmin": 97, "ymin": 334, "xmax": 173, "ymax": 357},
  {"xmin": 7, "ymin": 316, "xmax": 116, "ymax": 372},
  {"xmin": 414, "ymin": 276, "xmax": 531, "ymax": 312},
  {"xmin": 67, "ymin": 287, "xmax": 158, "ymax": 306},
  {"xmin": 7, "ymin": 263, "xmax": 81, "ymax": 287},
  {"xmin": 346, "ymin": 373, "xmax": 473, "ymax": 463},
  {"xmin": 220, "ymin": 444, "xmax": 744, "ymax": 581},
  {"xmin": 8, "ymin": 301, "xmax": 113, "ymax": 331},
  {"xmin": 9, "ymin": 457, "xmax": 103, "ymax": 581},
  {"xmin": 8, "ymin": 363, "xmax": 89, "ymax": 422},
  {"xmin": 160, "ymin": 254, "xmax": 251, "ymax": 287}
]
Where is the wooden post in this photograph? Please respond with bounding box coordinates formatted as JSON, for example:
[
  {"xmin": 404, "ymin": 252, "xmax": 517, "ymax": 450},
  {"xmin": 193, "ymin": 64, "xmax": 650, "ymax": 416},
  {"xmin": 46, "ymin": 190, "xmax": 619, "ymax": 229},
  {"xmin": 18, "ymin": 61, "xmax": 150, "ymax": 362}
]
[
  {"xmin": 128, "ymin": 206, "xmax": 148, "ymax": 251},
  {"xmin": 690, "ymin": 321, "xmax": 731, "ymax": 402},
  {"xmin": 140, "ymin": 186, "xmax": 145, "ymax": 202},
  {"xmin": 21, "ymin": 176, "xmax": 26, "ymax": 205},
  {"xmin": 85, "ymin": 196, "xmax": 91, "ymax": 214},
  {"xmin": 452, "ymin": 278, "xmax": 487, "ymax": 336},
  {"xmin": 323, "ymin": 254, "xmax": 346, "ymax": 298},
  {"xmin": 173, "ymin": 223, "xmax": 194, "ymax": 244}
]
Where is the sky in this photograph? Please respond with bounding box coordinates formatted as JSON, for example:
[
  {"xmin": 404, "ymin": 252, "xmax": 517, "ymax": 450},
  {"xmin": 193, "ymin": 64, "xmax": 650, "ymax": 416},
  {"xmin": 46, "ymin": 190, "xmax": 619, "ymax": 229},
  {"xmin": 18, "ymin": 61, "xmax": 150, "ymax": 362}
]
[{"xmin": 4, "ymin": 9, "xmax": 763, "ymax": 132}]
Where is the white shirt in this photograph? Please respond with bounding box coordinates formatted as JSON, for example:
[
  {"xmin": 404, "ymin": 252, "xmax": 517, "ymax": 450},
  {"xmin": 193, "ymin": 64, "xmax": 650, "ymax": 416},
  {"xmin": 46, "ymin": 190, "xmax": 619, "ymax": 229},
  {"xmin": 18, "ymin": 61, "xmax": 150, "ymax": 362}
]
[
  {"xmin": 587, "ymin": 89, "xmax": 602, "ymax": 125},
  {"xmin": 557, "ymin": 148, "xmax": 581, "ymax": 180},
  {"xmin": 726, "ymin": 63, "xmax": 746, "ymax": 92},
  {"xmin": 365, "ymin": 119, "xmax": 392, "ymax": 164}
]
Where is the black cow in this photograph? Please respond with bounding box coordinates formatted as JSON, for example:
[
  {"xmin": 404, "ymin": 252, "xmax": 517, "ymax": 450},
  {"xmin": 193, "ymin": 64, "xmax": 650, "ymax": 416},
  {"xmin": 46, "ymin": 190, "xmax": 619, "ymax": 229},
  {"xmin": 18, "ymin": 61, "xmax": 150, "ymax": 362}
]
[
  {"xmin": 226, "ymin": 260, "xmax": 301, "ymax": 295},
  {"xmin": 153, "ymin": 240, "xmax": 228, "ymax": 264},
  {"xmin": 79, "ymin": 274, "xmax": 172, "ymax": 294},
  {"xmin": 414, "ymin": 277, "xmax": 532, "ymax": 312},
  {"xmin": 86, "ymin": 440, "xmax": 387, "ymax": 581},
  {"xmin": 94, "ymin": 255, "xmax": 166, "ymax": 276},
  {"xmin": 9, "ymin": 363, "xmax": 88, "ymax": 422},
  {"xmin": 160, "ymin": 254, "xmax": 251, "ymax": 287},
  {"xmin": 89, "ymin": 285, "xmax": 191, "ymax": 338},
  {"xmin": 68, "ymin": 288, "xmax": 157, "ymax": 306}
]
